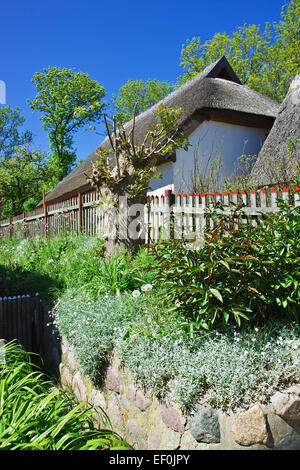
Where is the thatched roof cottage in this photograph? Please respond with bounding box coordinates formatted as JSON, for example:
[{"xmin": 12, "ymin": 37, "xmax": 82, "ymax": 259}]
[{"xmin": 42, "ymin": 57, "xmax": 280, "ymax": 204}]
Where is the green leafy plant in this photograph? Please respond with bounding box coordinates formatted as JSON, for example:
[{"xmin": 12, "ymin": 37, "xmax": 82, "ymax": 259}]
[
  {"xmin": 111, "ymin": 78, "xmax": 173, "ymax": 124},
  {"xmin": 83, "ymin": 249, "xmax": 156, "ymax": 297},
  {"xmin": 0, "ymin": 340, "xmax": 131, "ymax": 450},
  {"xmin": 224, "ymin": 150, "xmax": 258, "ymax": 193},
  {"xmin": 0, "ymin": 234, "xmax": 157, "ymax": 302},
  {"xmin": 149, "ymin": 198, "xmax": 300, "ymax": 332}
]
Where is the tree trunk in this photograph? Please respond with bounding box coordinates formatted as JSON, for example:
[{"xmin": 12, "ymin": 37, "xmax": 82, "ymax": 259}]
[{"xmin": 102, "ymin": 192, "xmax": 147, "ymax": 256}]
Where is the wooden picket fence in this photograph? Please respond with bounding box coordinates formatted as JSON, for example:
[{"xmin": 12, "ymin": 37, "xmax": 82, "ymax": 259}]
[
  {"xmin": 0, "ymin": 192, "xmax": 102, "ymax": 239},
  {"xmin": 146, "ymin": 187, "xmax": 300, "ymax": 242},
  {"xmin": 0, "ymin": 294, "xmax": 45, "ymax": 359},
  {"xmin": 0, "ymin": 188, "xmax": 299, "ymax": 242}
]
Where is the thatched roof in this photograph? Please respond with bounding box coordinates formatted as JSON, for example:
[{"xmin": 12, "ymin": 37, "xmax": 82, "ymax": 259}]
[
  {"xmin": 250, "ymin": 75, "xmax": 300, "ymax": 187},
  {"xmin": 43, "ymin": 57, "xmax": 280, "ymax": 204}
]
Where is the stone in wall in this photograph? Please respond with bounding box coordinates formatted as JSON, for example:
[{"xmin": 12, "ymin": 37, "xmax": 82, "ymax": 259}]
[
  {"xmin": 126, "ymin": 418, "xmax": 148, "ymax": 450},
  {"xmin": 187, "ymin": 403, "xmax": 220, "ymax": 443},
  {"xmin": 59, "ymin": 363, "xmax": 73, "ymax": 389},
  {"xmin": 232, "ymin": 404, "xmax": 271, "ymax": 447},
  {"xmin": 148, "ymin": 420, "xmax": 181, "ymax": 450},
  {"xmin": 180, "ymin": 430, "xmax": 210, "ymax": 450},
  {"xmin": 275, "ymin": 396, "xmax": 300, "ymax": 421},
  {"xmin": 107, "ymin": 393, "xmax": 125, "ymax": 435},
  {"xmin": 127, "ymin": 384, "xmax": 152, "ymax": 411},
  {"xmin": 104, "ymin": 366, "xmax": 121, "ymax": 394},
  {"xmin": 72, "ymin": 371, "xmax": 88, "ymax": 402},
  {"xmin": 265, "ymin": 409, "xmax": 294, "ymax": 446},
  {"xmin": 160, "ymin": 402, "xmax": 185, "ymax": 434},
  {"xmin": 120, "ymin": 394, "xmax": 130, "ymax": 411},
  {"xmin": 90, "ymin": 389, "xmax": 106, "ymax": 410},
  {"xmin": 275, "ymin": 432, "xmax": 300, "ymax": 450},
  {"xmin": 59, "ymin": 337, "xmax": 300, "ymax": 451},
  {"xmin": 270, "ymin": 386, "xmax": 300, "ymax": 438},
  {"xmin": 271, "ymin": 391, "xmax": 290, "ymax": 415},
  {"xmin": 135, "ymin": 389, "xmax": 152, "ymax": 411}
]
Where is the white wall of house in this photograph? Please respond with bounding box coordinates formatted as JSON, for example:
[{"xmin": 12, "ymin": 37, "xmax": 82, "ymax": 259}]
[
  {"xmin": 148, "ymin": 161, "xmax": 174, "ymax": 192},
  {"xmin": 148, "ymin": 120, "xmax": 267, "ymax": 195}
]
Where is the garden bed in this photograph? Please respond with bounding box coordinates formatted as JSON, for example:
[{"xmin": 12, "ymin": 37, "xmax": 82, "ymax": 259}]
[{"xmin": 1, "ymin": 199, "xmax": 299, "ymax": 449}]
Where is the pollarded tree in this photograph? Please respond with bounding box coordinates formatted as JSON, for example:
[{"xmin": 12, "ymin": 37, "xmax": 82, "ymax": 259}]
[
  {"xmin": 28, "ymin": 66, "xmax": 106, "ymax": 181},
  {"xmin": 86, "ymin": 104, "xmax": 189, "ymax": 254}
]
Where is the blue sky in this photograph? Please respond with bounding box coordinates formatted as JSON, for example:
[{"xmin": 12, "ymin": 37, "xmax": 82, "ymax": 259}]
[{"xmin": 0, "ymin": 0, "xmax": 286, "ymax": 165}]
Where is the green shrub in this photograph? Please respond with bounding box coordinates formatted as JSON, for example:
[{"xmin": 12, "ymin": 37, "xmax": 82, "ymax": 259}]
[
  {"xmin": 149, "ymin": 200, "xmax": 300, "ymax": 331},
  {"xmin": 0, "ymin": 340, "xmax": 131, "ymax": 450},
  {"xmin": 53, "ymin": 287, "xmax": 166, "ymax": 384},
  {"xmin": 117, "ymin": 319, "xmax": 300, "ymax": 409}
]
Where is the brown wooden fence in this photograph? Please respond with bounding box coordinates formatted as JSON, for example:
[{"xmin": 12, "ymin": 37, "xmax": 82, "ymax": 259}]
[
  {"xmin": 0, "ymin": 294, "xmax": 45, "ymax": 358},
  {"xmin": 0, "ymin": 191, "xmax": 103, "ymax": 239},
  {"xmin": 0, "ymin": 188, "xmax": 299, "ymax": 241}
]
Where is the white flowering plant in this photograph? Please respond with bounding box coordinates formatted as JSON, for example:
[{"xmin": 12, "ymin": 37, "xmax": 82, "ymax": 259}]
[{"xmin": 54, "ymin": 288, "xmax": 300, "ymax": 410}]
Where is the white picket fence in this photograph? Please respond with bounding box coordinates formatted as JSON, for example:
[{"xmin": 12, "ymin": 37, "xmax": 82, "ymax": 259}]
[
  {"xmin": 145, "ymin": 188, "xmax": 300, "ymax": 242},
  {"xmin": 0, "ymin": 188, "xmax": 299, "ymax": 241}
]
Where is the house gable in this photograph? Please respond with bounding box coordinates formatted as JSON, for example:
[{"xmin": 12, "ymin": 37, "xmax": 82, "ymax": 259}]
[{"xmin": 202, "ymin": 56, "xmax": 242, "ymax": 84}]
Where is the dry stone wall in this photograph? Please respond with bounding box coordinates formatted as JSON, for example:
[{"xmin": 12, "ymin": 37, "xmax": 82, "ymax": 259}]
[{"xmin": 59, "ymin": 337, "xmax": 300, "ymax": 450}]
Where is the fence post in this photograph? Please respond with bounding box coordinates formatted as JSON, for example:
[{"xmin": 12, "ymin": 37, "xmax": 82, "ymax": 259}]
[
  {"xmin": 22, "ymin": 213, "xmax": 26, "ymax": 238},
  {"xmin": 9, "ymin": 216, "xmax": 12, "ymax": 239},
  {"xmin": 33, "ymin": 293, "xmax": 43, "ymax": 358},
  {"xmin": 43, "ymin": 191, "xmax": 48, "ymax": 238},
  {"xmin": 164, "ymin": 189, "xmax": 172, "ymax": 240},
  {"xmin": 78, "ymin": 192, "xmax": 82, "ymax": 234}
]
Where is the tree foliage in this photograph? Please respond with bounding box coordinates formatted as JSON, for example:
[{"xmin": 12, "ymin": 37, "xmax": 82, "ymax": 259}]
[
  {"xmin": 177, "ymin": 0, "xmax": 300, "ymax": 101},
  {"xmin": 0, "ymin": 146, "xmax": 54, "ymax": 217},
  {"xmin": 28, "ymin": 66, "xmax": 106, "ymax": 181},
  {"xmin": 111, "ymin": 78, "xmax": 173, "ymax": 124},
  {"xmin": 266, "ymin": 0, "xmax": 300, "ymax": 101},
  {"xmin": 0, "ymin": 105, "xmax": 32, "ymax": 161}
]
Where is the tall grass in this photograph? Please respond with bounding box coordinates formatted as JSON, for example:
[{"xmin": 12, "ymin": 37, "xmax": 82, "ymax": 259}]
[{"xmin": 0, "ymin": 340, "xmax": 131, "ymax": 450}]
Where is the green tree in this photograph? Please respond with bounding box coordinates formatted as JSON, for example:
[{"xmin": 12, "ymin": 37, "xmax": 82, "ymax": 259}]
[
  {"xmin": 28, "ymin": 67, "xmax": 106, "ymax": 181},
  {"xmin": 111, "ymin": 78, "xmax": 173, "ymax": 124},
  {"xmin": 0, "ymin": 146, "xmax": 54, "ymax": 217},
  {"xmin": 177, "ymin": 24, "xmax": 272, "ymax": 89},
  {"xmin": 177, "ymin": 0, "xmax": 300, "ymax": 101},
  {"xmin": 263, "ymin": 0, "xmax": 300, "ymax": 101},
  {"xmin": 0, "ymin": 105, "xmax": 33, "ymax": 161}
]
